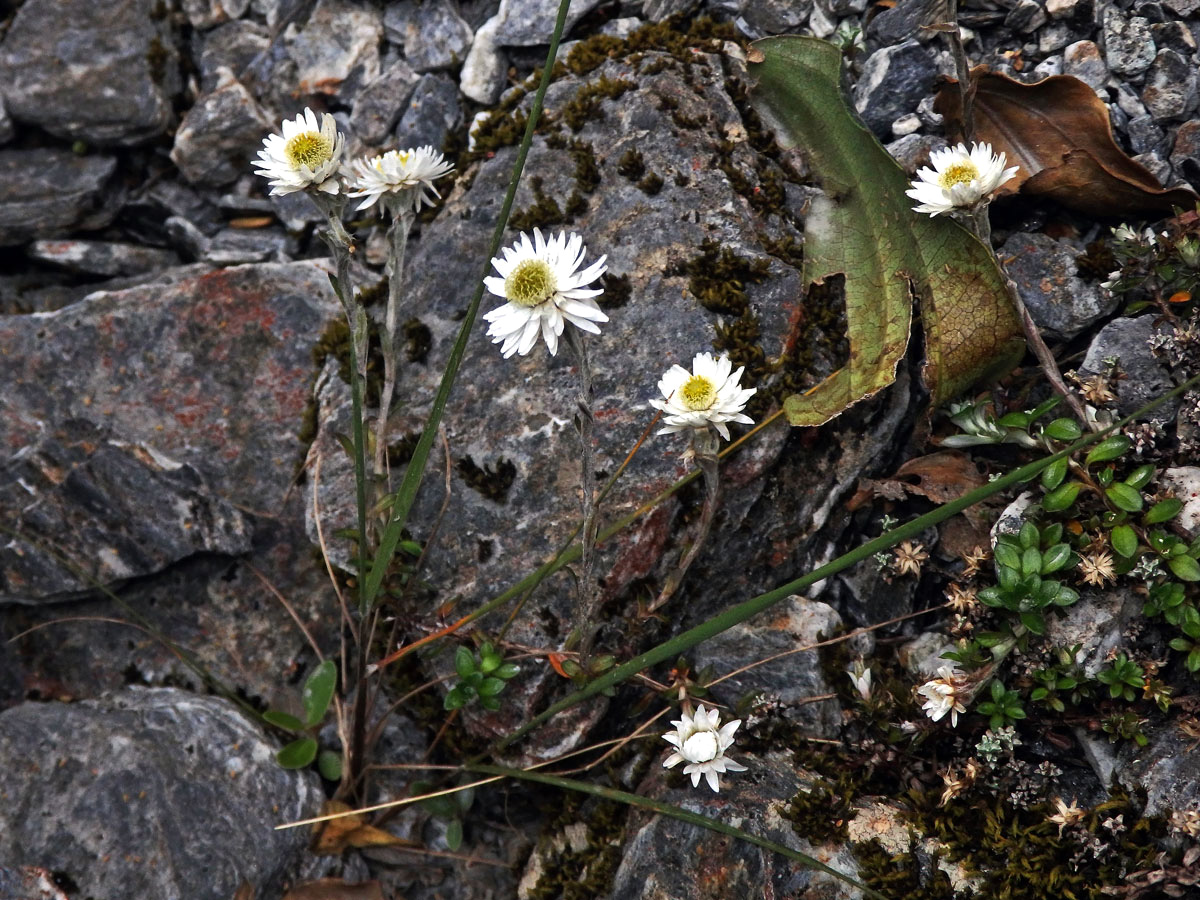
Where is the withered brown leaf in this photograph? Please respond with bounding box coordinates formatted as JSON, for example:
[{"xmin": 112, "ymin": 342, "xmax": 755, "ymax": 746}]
[{"xmin": 935, "ymin": 67, "xmax": 1197, "ymax": 216}]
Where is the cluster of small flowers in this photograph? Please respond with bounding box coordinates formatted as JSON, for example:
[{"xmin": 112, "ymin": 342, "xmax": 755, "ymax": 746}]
[{"xmin": 253, "ymin": 108, "xmax": 455, "ymax": 215}]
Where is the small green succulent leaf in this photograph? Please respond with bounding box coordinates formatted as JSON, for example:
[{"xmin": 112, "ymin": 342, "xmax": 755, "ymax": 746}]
[
  {"xmin": 302, "ymin": 659, "xmax": 337, "ymax": 727},
  {"xmin": 1111, "ymin": 525, "xmax": 1139, "ymax": 558},
  {"xmin": 264, "ymin": 710, "xmax": 305, "ymax": 732},
  {"xmin": 277, "ymin": 737, "xmax": 318, "ymax": 769}
]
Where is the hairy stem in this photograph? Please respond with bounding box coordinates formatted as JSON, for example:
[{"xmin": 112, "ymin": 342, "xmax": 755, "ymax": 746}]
[
  {"xmin": 375, "ymin": 211, "xmax": 414, "ymax": 478},
  {"xmin": 566, "ymin": 328, "xmax": 602, "ymax": 661}
]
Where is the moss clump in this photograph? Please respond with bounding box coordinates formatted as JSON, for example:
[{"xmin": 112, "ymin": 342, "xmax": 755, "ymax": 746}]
[
  {"xmin": 570, "ymin": 139, "xmax": 601, "ymax": 193},
  {"xmin": 617, "ymin": 149, "xmax": 646, "ymax": 180},
  {"xmin": 636, "ymin": 172, "xmax": 664, "ymax": 195},
  {"xmin": 387, "ymin": 432, "xmax": 420, "ymax": 467},
  {"xmin": 1077, "ymin": 239, "xmax": 1119, "ymax": 281},
  {"xmin": 509, "ymin": 176, "xmax": 567, "ymax": 232},
  {"xmin": 403, "ymin": 317, "xmax": 431, "ymax": 364},
  {"xmin": 564, "ymin": 33, "xmax": 626, "ymax": 76},
  {"xmin": 857, "ymin": 841, "xmax": 957, "ymax": 899},
  {"xmin": 456, "ymin": 456, "xmax": 517, "ymax": 503},
  {"xmin": 783, "ymin": 775, "xmax": 857, "ymax": 845},
  {"xmin": 598, "ymin": 273, "xmax": 632, "ymax": 309},
  {"xmin": 561, "ymin": 76, "xmax": 636, "ymax": 132},
  {"xmin": 673, "ymin": 239, "xmax": 770, "ymax": 316},
  {"xmin": 527, "ymin": 795, "xmax": 628, "ymax": 900}
]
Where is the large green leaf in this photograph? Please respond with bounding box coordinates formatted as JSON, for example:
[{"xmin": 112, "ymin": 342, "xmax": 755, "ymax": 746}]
[{"xmin": 747, "ymin": 36, "xmax": 1024, "ymax": 426}]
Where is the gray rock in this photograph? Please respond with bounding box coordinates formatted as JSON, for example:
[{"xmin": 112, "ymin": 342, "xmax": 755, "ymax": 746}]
[
  {"xmin": 853, "ymin": 40, "xmax": 938, "ymax": 139},
  {"xmin": 1032, "ymin": 55, "xmax": 1064, "ymax": 78},
  {"xmin": 1160, "ymin": 467, "xmax": 1200, "ymax": 538},
  {"xmin": 396, "ymin": 73, "xmax": 464, "ymax": 151},
  {"xmin": 739, "ymin": 0, "xmax": 815, "ymax": 33},
  {"xmin": 172, "ymin": 69, "xmax": 275, "ymax": 187},
  {"xmin": 493, "ymin": 0, "xmax": 605, "ymax": 46},
  {"xmin": 607, "ymin": 755, "xmax": 862, "ymax": 900},
  {"xmin": 1063, "ymin": 40, "xmax": 1109, "ymax": 91},
  {"xmin": 0, "ymin": 689, "xmax": 324, "ymax": 899},
  {"xmin": 350, "ymin": 60, "xmax": 420, "ymax": 146},
  {"xmin": 691, "ymin": 597, "xmax": 849, "ymax": 738},
  {"xmin": 0, "ymin": 149, "xmax": 118, "ymax": 247},
  {"xmin": 643, "ymin": 0, "xmax": 703, "ymax": 21},
  {"xmin": 0, "ymin": 0, "xmax": 180, "ymax": 146},
  {"xmin": 384, "ymin": 0, "xmax": 475, "ymax": 71},
  {"xmin": 197, "ymin": 20, "xmax": 271, "ymax": 93},
  {"xmin": 27, "ymin": 240, "xmax": 179, "ymax": 277},
  {"xmin": 885, "ymin": 133, "xmax": 947, "ymax": 174},
  {"xmin": 182, "ymin": 0, "xmax": 252, "ymax": 28},
  {"xmin": 1142, "ymin": 49, "xmax": 1199, "ymax": 122},
  {"xmin": 865, "ymin": 0, "xmax": 944, "ymax": 46},
  {"xmin": 1001, "ymin": 232, "xmax": 1119, "ymax": 340},
  {"xmin": 0, "ymin": 96, "xmax": 13, "ymax": 146},
  {"xmin": 1046, "ymin": 0, "xmax": 1090, "ymax": 18},
  {"xmin": 1039, "ymin": 22, "xmax": 1076, "ymax": 54},
  {"xmin": 892, "ymin": 112, "xmax": 922, "ymax": 137},
  {"xmin": 459, "ymin": 14, "xmax": 507, "ymax": 105},
  {"xmin": 1132, "ymin": 150, "xmax": 1173, "ymax": 185},
  {"xmin": 202, "ymin": 227, "xmax": 294, "ymax": 265},
  {"xmin": 1119, "ymin": 723, "xmax": 1200, "ymax": 816},
  {"xmin": 1163, "ymin": 0, "xmax": 1200, "ymax": 15},
  {"xmin": 1044, "ymin": 590, "xmax": 1131, "ymax": 678},
  {"xmin": 1081, "ymin": 316, "xmax": 1178, "ymax": 420},
  {"xmin": 1126, "ymin": 113, "xmax": 1166, "ymax": 155},
  {"xmin": 143, "ymin": 180, "xmax": 225, "ymax": 236},
  {"xmin": 0, "ymin": 261, "xmax": 338, "ymax": 510},
  {"xmin": 808, "ymin": 1, "xmax": 839, "ymax": 39},
  {"xmin": 286, "ymin": 0, "xmax": 383, "ymax": 99},
  {"xmin": 0, "ymin": 423, "xmax": 251, "ymax": 605},
  {"xmin": 0, "ymin": 867, "xmax": 69, "ymax": 900},
  {"xmin": 1115, "ymin": 82, "xmax": 1148, "ymax": 119},
  {"xmin": 1169, "ymin": 119, "xmax": 1200, "ymax": 182},
  {"xmin": 1006, "ymin": 0, "xmax": 1047, "ymax": 32},
  {"xmin": 1150, "ymin": 20, "xmax": 1198, "ymax": 55},
  {"xmin": 1102, "ymin": 9, "xmax": 1156, "ymax": 76}
]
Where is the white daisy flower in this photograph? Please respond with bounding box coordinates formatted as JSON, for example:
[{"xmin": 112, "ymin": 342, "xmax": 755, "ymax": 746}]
[
  {"xmin": 905, "ymin": 142, "xmax": 1018, "ymax": 217},
  {"xmin": 917, "ymin": 666, "xmax": 969, "ymax": 727},
  {"xmin": 253, "ymin": 108, "xmax": 345, "ymax": 196},
  {"xmin": 649, "ymin": 352, "xmax": 756, "ymax": 441},
  {"xmin": 662, "ymin": 704, "xmax": 747, "ymax": 792},
  {"xmin": 482, "ymin": 228, "xmax": 608, "ymax": 358},
  {"xmin": 346, "ymin": 146, "xmax": 455, "ymax": 214}
]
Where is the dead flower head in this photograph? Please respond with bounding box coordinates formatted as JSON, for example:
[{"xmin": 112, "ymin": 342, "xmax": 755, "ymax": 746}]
[
  {"xmin": 939, "ymin": 759, "xmax": 981, "ymax": 807},
  {"xmin": 893, "ymin": 540, "xmax": 929, "ymax": 578},
  {"xmin": 1078, "ymin": 550, "xmax": 1116, "ymax": 587},
  {"xmin": 945, "ymin": 582, "xmax": 979, "ymax": 613},
  {"xmin": 1067, "ymin": 371, "xmax": 1118, "ymax": 407},
  {"xmin": 1047, "ymin": 797, "xmax": 1086, "ymax": 836},
  {"xmin": 960, "ymin": 545, "xmax": 990, "ymax": 580}
]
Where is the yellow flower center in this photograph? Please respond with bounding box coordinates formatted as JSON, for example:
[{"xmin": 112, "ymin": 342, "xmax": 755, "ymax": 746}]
[
  {"xmin": 679, "ymin": 374, "xmax": 717, "ymax": 411},
  {"xmin": 938, "ymin": 161, "xmax": 979, "ymax": 189},
  {"xmin": 284, "ymin": 131, "xmax": 333, "ymax": 170},
  {"xmin": 505, "ymin": 259, "xmax": 557, "ymax": 307}
]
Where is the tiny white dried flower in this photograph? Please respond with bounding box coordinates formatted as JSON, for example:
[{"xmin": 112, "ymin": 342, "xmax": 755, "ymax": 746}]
[
  {"xmin": 917, "ymin": 666, "xmax": 969, "ymax": 727},
  {"xmin": 346, "ymin": 146, "xmax": 455, "ymax": 214},
  {"xmin": 906, "ymin": 142, "xmax": 1018, "ymax": 217},
  {"xmin": 649, "ymin": 352, "xmax": 756, "ymax": 441},
  {"xmin": 662, "ymin": 704, "xmax": 747, "ymax": 792},
  {"xmin": 253, "ymin": 108, "xmax": 345, "ymax": 196},
  {"xmin": 1047, "ymin": 797, "xmax": 1086, "ymax": 836},
  {"xmin": 482, "ymin": 228, "xmax": 608, "ymax": 358}
]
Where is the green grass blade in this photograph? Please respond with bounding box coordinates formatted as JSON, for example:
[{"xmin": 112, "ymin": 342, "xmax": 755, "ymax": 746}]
[{"xmin": 467, "ymin": 763, "xmax": 888, "ymax": 900}]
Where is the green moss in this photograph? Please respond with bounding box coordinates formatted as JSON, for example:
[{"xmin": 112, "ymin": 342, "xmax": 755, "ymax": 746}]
[
  {"xmin": 527, "ymin": 794, "xmax": 629, "ymax": 900},
  {"xmin": 616, "ymin": 149, "xmax": 646, "ymax": 181},
  {"xmin": 570, "ymin": 139, "xmax": 602, "ymax": 193},
  {"xmin": 403, "ymin": 317, "xmax": 431, "ymax": 364},
  {"xmin": 782, "ymin": 775, "xmax": 857, "ymax": 845},
  {"xmin": 598, "ymin": 273, "xmax": 632, "ymax": 309},
  {"xmin": 564, "ymin": 33, "xmax": 626, "ymax": 76},
  {"xmin": 509, "ymin": 176, "xmax": 568, "ymax": 232},
  {"xmin": 146, "ymin": 36, "xmax": 169, "ymax": 86},
  {"xmin": 561, "ymin": 76, "xmax": 636, "ymax": 132},
  {"xmin": 673, "ymin": 239, "xmax": 770, "ymax": 316},
  {"xmin": 456, "ymin": 456, "xmax": 517, "ymax": 503},
  {"xmin": 636, "ymin": 172, "xmax": 664, "ymax": 195},
  {"xmin": 857, "ymin": 841, "xmax": 956, "ymax": 900},
  {"xmin": 1076, "ymin": 239, "xmax": 1118, "ymax": 281}
]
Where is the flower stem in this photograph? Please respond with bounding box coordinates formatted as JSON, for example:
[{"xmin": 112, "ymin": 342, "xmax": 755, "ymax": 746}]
[
  {"xmin": 566, "ymin": 328, "xmax": 602, "ymax": 661},
  {"xmin": 376, "ymin": 211, "xmax": 414, "ymax": 478},
  {"xmin": 648, "ymin": 428, "xmax": 721, "ymax": 613}
]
